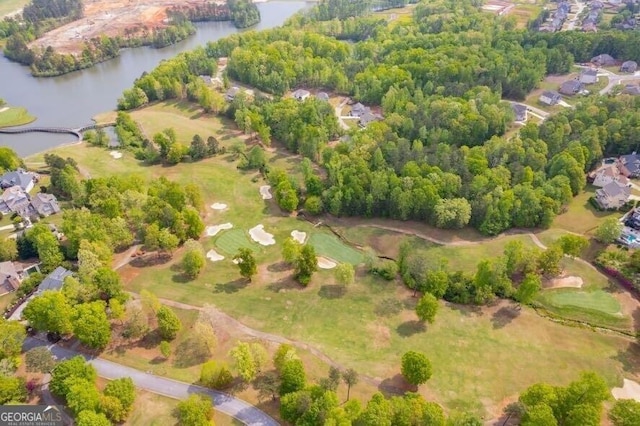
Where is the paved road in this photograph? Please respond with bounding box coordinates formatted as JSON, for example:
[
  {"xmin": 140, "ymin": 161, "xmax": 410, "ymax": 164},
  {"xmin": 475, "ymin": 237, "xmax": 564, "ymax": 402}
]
[{"xmin": 23, "ymin": 337, "xmax": 279, "ymax": 426}]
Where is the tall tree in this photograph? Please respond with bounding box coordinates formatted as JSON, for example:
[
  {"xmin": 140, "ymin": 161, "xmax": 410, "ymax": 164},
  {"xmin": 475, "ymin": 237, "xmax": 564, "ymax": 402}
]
[
  {"xmin": 342, "ymin": 368, "xmax": 359, "ymax": 401},
  {"xmin": 279, "ymin": 359, "xmax": 306, "ymax": 396},
  {"xmin": 23, "ymin": 290, "xmax": 74, "ymax": 335},
  {"xmin": 334, "ymin": 262, "xmax": 355, "ymax": 287},
  {"xmin": 72, "ymin": 301, "xmax": 112, "ymax": 350},
  {"xmin": 25, "ymin": 346, "xmax": 56, "ymax": 373},
  {"xmin": 595, "ymin": 217, "xmax": 623, "ymax": 244},
  {"xmin": 234, "ymin": 248, "xmax": 257, "ymax": 281},
  {"xmin": 514, "ymin": 273, "xmax": 541, "ymax": 305},
  {"xmin": 401, "ymin": 351, "xmax": 432, "ymax": 387},
  {"xmin": 156, "ymin": 305, "xmax": 182, "ymax": 340},
  {"xmin": 610, "ymin": 399, "xmax": 640, "ymax": 426},
  {"xmin": 176, "ymin": 394, "xmax": 214, "ymax": 426},
  {"xmin": 0, "ymin": 318, "xmax": 26, "ymax": 360},
  {"xmin": 415, "ymin": 293, "xmax": 439, "ymax": 324},
  {"xmin": 49, "ymin": 356, "xmax": 96, "ymax": 398},
  {"xmin": 295, "ymin": 244, "xmax": 318, "ymax": 286}
]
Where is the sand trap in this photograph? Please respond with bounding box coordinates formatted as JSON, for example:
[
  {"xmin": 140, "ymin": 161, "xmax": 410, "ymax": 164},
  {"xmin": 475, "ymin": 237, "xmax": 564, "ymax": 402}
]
[
  {"xmin": 206, "ymin": 249, "xmax": 224, "ymax": 262},
  {"xmin": 210, "ymin": 203, "xmax": 228, "ymax": 210},
  {"xmin": 612, "ymin": 379, "xmax": 640, "ymax": 401},
  {"xmin": 109, "ymin": 151, "xmax": 123, "ymax": 159},
  {"xmin": 0, "ymin": 107, "xmax": 8, "ymax": 113},
  {"xmin": 249, "ymin": 224, "xmax": 275, "ymax": 246},
  {"xmin": 550, "ymin": 276, "xmax": 584, "ymax": 288},
  {"xmin": 232, "ymin": 258, "xmax": 241, "ymax": 264},
  {"xmin": 291, "ymin": 230, "xmax": 307, "ymax": 244},
  {"xmin": 205, "ymin": 223, "xmax": 233, "ymax": 237},
  {"xmin": 260, "ymin": 185, "xmax": 273, "ymax": 200},
  {"xmin": 317, "ymin": 256, "xmax": 337, "ymax": 269}
]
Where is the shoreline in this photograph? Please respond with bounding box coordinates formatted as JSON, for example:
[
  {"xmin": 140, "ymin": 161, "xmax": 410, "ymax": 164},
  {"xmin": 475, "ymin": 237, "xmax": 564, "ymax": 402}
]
[{"xmin": 23, "ymin": 137, "xmax": 84, "ymax": 162}]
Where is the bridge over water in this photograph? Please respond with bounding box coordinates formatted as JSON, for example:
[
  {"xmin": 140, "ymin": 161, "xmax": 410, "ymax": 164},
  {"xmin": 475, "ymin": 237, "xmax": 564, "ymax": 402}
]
[{"xmin": 0, "ymin": 122, "xmax": 115, "ymax": 140}]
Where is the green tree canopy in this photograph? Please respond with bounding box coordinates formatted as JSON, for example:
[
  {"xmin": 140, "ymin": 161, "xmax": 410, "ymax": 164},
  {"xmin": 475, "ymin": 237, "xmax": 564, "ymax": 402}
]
[{"xmin": 401, "ymin": 351, "xmax": 432, "ymax": 386}]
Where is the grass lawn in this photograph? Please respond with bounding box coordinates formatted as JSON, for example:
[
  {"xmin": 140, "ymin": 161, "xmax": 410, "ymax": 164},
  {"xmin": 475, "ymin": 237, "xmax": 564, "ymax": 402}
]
[
  {"xmin": 552, "ymin": 187, "xmax": 622, "ymax": 234},
  {"xmin": 308, "ymin": 232, "xmax": 364, "ymax": 264},
  {"xmin": 0, "ymin": 107, "xmax": 36, "ymax": 128},
  {"xmin": 542, "ymin": 289, "xmax": 622, "ymax": 315},
  {"xmin": 125, "ymin": 389, "xmax": 242, "ymax": 426},
  {"xmin": 215, "ymin": 229, "xmax": 260, "ymax": 255},
  {"xmin": 0, "ymin": 0, "xmax": 28, "ymax": 17},
  {"xmin": 0, "ymin": 292, "xmax": 13, "ymax": 313},
  {"xmin": 508, "ymin": 4, "xmax": 541, "ymax": 29}
]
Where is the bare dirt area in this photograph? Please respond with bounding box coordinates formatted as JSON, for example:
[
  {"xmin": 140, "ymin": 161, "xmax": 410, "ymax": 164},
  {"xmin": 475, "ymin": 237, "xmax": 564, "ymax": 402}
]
[{"xmin": 31, "ymin": 0, "xmax": 213, "ymax": 54}]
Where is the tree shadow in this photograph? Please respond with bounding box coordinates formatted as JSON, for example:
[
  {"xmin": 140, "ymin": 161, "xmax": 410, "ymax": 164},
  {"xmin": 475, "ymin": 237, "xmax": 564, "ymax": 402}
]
[
  {"xmin": 173, "ymin": 338, "xmax": 209, "ymax": 368},
  {"xmin": 318, "ymin": 285, "xmax": 346, "ymax": 299},
  {"xmin": 129, "ymin": 253, "xmax": 171, "ymax": 268},
  {"xmin": 267, "ymin": 277, "xmax": 300, "ymax": 293},
  {"xmin": 491, "ymin": 306, "xmax": 521, "ymax": 329},
  {"xmin": 171, "ymin": 273, "xmax": 192, "ymax": 284},
  {"xmin": 374, "ymin": 298, "xmax": 403, "ymax": 317},
  {"xmin": 267, "ymin": 262, "xmax": 291, "ymax": 272},
  {"xmin": 396, "ymin": 320, "xmax": 426, "ymax": 337},
  {"xmin": 150, "ymin": 356, "xmax": 167, "ymax": 365},
  {"xmin": 213, "ymin": 278, "xmax": 249, "ymax": 294},
  {"xmin": 633, "ymin": 307, "xmax": 640, "ymax": 331},
  {"xmin": 612, "ymin": 341, "xmax": 640, "ymax": 374},
  {"xmin": 448, "ymin": 303, "xmax": 484, "ymax": 317},
  {"xmin": 377, "ymin": 374, "xmax": 412, "ymax": 396}
]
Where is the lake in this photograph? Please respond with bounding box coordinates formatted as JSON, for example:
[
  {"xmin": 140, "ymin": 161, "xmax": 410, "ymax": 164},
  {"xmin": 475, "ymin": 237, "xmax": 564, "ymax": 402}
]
[{"xmin": 0, "ymin": 1, "xmax": 311, "ymax": 156}]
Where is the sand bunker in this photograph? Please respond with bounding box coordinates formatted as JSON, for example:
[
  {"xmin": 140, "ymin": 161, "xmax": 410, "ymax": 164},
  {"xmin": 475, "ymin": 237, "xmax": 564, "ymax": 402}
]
[
  {"xmin": 550, "ymin": 276, "xmax": 584, "ymax": 288},
  {"xmin": 612, "ymin": 379, "xmax": 640, "ymax": 401},
  {"xmin": 206, "ymin": 249, "xmax": 224, "ymax": 262},
  {"xmin": 210, "ymin": 203, "xmax": 228, "ymax": 210},
  {"xmin": 249, "ymin": 224, "xmax": 275, "ymax": 246},
  {"xmin": 317, "ymin": 256, "xmax": 337, "ymax": 269},
  {"xmin": 205, "ymin": 223, "xmax": 233, "ymax": 237},
  {"xmin": 260, "ymin": 185, "xmax": 273, "ymax": 200},
  {"xmin": 291, "ymin": 230, "xmax": 307, "ymax": 244},
  {"xmin": 109, "ymin": 151, "xmax": 123, "ymax": 159}
]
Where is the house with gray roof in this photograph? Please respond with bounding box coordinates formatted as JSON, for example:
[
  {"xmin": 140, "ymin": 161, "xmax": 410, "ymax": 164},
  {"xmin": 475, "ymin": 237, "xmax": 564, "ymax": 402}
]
[
  {"xmin": 0, "ymin": 169, "xmax": 37, "ymax": 192},
  {"xmin": 595, "ymin": 181, "xmax": 631, "ymax": 209},
  {"xmin": 539, "ymin": 90, "xmax": 561, "ymax": 106},
  {"xmin": 225, "ymin": 86, "xmax": 240, "ymax": 101},
  {"xmin": 511, "ymin": 103, "xmax": 528, "ymax": 122},
  {"xmin": 292, "ymin": 89, "xmax": 310, "ymax": 101},
  {"xmin": 620, "ymin": 61, "xmax": 638, "ymax": 73},
  {"xmin": 30, "ymin": 193, "xmax": 60, "ymax": 217},
  {"xmin": 349, "ymin": 102, "xmax": 370, "ymax": 117},
  {"xmin": 622, "ymin": 84, "xmax": 640, "ymax": 96},
  {"xmin": 316, "ymin": 92, "xmax": 330, "ymax": 101},
  {"xmin": 0, "ymin": 261, "xmax": 20, "ymax": 295},
  {"xmin": 591, "ymin": 53, "xmax": 616, "ymax": 66},
  {"xmin": 559, "ymin": 80, "xmax": 583, "ymax": 95},
  {"xmin": 359, "ymin": 111, "xmax": 382, "ymax": 128},
  {"xmin": 0, "ymin": 186, "xmax": 30, "ymax": 216},
  {"xmin": 579, "ymin": 69, "xmax": 598, "ymax": 85},
  {"xmin": 37, "ymin": 266, "xmax": 73, "ymax": 293},
  {"xmin": 620, "ymin": 153, "xmax": 640, "ymax": 177}
]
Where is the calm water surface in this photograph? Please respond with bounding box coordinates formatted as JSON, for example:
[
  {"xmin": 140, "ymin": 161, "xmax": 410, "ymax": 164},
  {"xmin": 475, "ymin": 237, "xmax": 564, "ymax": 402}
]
[{"xmin": 0, "ymin": 1, "xmax": 311, "ymax": 156}]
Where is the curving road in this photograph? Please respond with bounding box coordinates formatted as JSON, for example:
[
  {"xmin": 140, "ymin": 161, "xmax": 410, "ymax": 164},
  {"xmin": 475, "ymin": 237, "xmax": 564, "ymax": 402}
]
[{"xmin": 23, "ymin": 337, "xmax": 279, "ymax": 426}]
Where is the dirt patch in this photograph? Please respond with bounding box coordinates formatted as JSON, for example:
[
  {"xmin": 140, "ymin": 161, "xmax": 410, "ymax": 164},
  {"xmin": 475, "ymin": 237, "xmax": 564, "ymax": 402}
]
[
  {"xmin": 612, "ymin": 378, "xmax": 640, "ymax": 401},
  {"xmin": 547, "ymin": 275, "xmax": 584, "ymax": 289},
  {"xmin": 30, "ymin": 0, "xmax": 209, "ymax": 54}
]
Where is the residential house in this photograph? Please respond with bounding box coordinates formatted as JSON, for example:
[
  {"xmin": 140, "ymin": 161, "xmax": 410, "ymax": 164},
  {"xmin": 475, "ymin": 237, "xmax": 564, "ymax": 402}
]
[
  {"xmin": 349, "ymin": 102, "xmax": 370, "ymax": 117},
  {"xmin": 620, "ymin": 61, "xmax": 638, "ymax": 73},
  {"xmin": 539, "ymin": 90, "xmax": 561, "ymax": 106},
  {"xmin": 0, "ymin": 186, "xmax": 30, "ymax": 216},
  {"xmin": 199, "ymin": 75, "xmax": 212, "ymax": 85},
  {"xmin": 316, "ymin": 92, "xmax": 330, "ymax": 102},
  {"xmin": 37, "ymin": 266, "xmax": 73, "ymax": 293},
  {"xmin": 595, "ymin": 181, "xmax": 631, "ymax": 209},
  {"xmin": 511, "ymin": 103, "xmax": 528, "ymax": 122},
  {"xmin": 559, "ymin": 80, "xmax": 583, "ymax": 95},
  {"xmin": 591, "ymin": 163, "xmax": 630, "ymax": 187},
  {"xmin": 30, "ymin": 193, "xmax": 61, "ymax": 217},
  {"xmin": 225, "ymin": 86, "xmax": 240, "ymax": 101},
  {"xmin": 0, "ymin": 169, "xmax": 36, "ymax": 192},
  {"xmin": 292, "ymin": 89, "xmax": 310, "ymax": 101},
  {"xmin": 579, "ymin": 69, "xmax": 598, "ymax": 84},
  {"xmin": 616, "ymin": 17, "xmax": 636, "ymax": 30},
  {"xmin": 620, "ymin": 153, "xmax": 640, "ymax": 177},
  {"xmin": 622, "ymin": 84, "xmax": 640, "ymax": 95},
  {"xmin": 359, "ymin": 111, "xmax": 382, "ymax": 128},
  {"xmin": 0, "ymin": 261, "xmax": 20, "ymax": 295},
  {"xmin": 590, "ymin": 0, "xmax": 604, "ymax": 9},
  {"xmin": 591, "ymin": 53, "xmax": 616, "ymax": 66},
  {"xmin": 583, "ymin": 21, "xmax": 597, "ymax": 32}
]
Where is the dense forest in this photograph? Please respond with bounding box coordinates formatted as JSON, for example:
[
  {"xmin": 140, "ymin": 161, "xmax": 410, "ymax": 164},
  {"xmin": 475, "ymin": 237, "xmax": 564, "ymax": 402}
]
[
  {"xmin": 0, "ymin": 0, "xmax": 259, "ymax": 76},
  {"xmin": 116, "ymin": 0, "xmax": 640, "ymax": 236}
]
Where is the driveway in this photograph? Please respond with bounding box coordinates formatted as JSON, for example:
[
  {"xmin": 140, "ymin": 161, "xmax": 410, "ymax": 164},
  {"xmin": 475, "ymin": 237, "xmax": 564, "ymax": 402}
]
[{"xmin": 23, "ymin": 337, "xmax": 279, "ymax": 426}]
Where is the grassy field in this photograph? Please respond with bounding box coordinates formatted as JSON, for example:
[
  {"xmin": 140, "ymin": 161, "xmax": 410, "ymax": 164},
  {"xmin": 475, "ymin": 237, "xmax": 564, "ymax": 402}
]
[
  {"xmin": 552, "ymin": 187, "xmax": 621, "ymax": 234},
  {"xmin": 0, "ymin": 0, "xmax": 28, "ymax": 17},
  {"xmin": 31, "ymin": 101, "xmax": 640, "ymax": 418},
  {"xmin": 125, "ymin": 389, "xmax": 242, "ymax": 426},
  {"xmin": 308, "ymin": 232, "xmax": 364, "ymax": 264},
  {"xmin": 0, "ymin": 106, "xmax": 35, "ymax": 128},
  {"xmin": 508, "ymin": 3, "xmax": 541, "ymax": 29}
]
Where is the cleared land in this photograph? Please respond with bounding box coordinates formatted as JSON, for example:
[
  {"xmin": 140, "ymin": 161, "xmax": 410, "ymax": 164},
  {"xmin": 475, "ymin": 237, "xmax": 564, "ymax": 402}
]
[
  {"xmin": 0, "ymin": 106, "xmax": 36, "ymax": 128},
  {"xmin": 31, "ymin": 101, "xmax": 640, "ymax": 418},
  {"xmin": 31, "ymin": 0, "xmax": 211, "ymax": 54}
]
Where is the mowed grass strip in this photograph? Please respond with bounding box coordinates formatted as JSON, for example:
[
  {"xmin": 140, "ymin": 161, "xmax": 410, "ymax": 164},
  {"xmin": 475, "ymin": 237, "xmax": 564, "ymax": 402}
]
[
  {"xmin": 0, "ymin": 107, "xmax": 36, "ymax": 128},
  {"xmin": 215, "ymin": 229, "xmax": 258, "ymax": 255},
  {"xmin": 308, "ymin": 232, "xmax": 364, "ymax": 264},
  {"xmin": 542, "ymin": 289, "xmax": 622, "ymax": 316}
]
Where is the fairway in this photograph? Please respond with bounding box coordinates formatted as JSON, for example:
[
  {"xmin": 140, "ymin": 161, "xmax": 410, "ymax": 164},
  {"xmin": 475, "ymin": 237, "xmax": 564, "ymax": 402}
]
[
  {"xmin": 542, "ymin": 289, "xmax": 622, "ymax": 315},
  {"xmin": 308, "ymin": 232, "xmax": 364, "ymax": 265},
  {"xmin": 215, "ymin": 229, "xmax": 258, "ymax": 255},
  {"xmin": 0, "ymin": 107, "xmax": 35, "ymax": 128}
]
